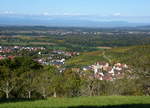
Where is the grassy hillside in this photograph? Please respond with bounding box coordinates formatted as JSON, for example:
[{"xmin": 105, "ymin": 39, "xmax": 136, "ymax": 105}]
[
  {"xmin": 66, "ymin": 45, "xmax": 150, "ymax": 68},
  {"xmin": 0, "ymin": 96, "xmax": 150, "ymax": 108},
  {"xmin": 66, "ymin": 51, "xmax": 108, "ymax": 67},
  {"xmin": 105, "ymin": 45, "xmax": 150, "ymax": 67}
]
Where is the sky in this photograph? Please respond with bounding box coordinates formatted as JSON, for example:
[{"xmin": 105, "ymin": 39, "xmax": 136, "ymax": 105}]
[{"xmin": 0, "ymin": 0, "xmax": 150, "ymax": 23}]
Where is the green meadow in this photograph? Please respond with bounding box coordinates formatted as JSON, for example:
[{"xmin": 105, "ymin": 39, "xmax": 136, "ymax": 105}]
[{"xmin": 0, "ymin": 96, "xmax": 150, "ymax": 108}]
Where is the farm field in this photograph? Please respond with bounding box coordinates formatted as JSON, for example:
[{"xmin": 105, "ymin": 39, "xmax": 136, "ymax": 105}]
[{"xmin": 0, "ymin": 96, "xmax": 150, "ymax": 108}]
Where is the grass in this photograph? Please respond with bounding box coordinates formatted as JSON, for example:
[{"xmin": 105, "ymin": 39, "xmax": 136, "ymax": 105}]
[
  {"xmin": 0, "ymin": 96, "xmax": 150, "ymax": 108},
  {"xmin": 66, "ymin": 51, "xmax": 107, "ymax": 67},
  {"xmin": 66, "ymin": 45, "xmax": 150, "ymax": 67}
]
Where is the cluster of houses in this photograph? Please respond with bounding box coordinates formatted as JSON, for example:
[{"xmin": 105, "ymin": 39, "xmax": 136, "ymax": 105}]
[
  {"xmin": 0, "ymin": 55, "xmax": 15, "ymax": 60},
  {"xmin": 83, "ymin": 62, "xmax": 129, "ymax": 81},
  {"xmin": 37, "ymin": 58, "xmax": 66, "ymax": 67},
  {"xmin": 0, "ymin": 45, "xmax": 46, "ymax": 60},
  {"xmin": 52, "ymin": 50, "xmax": 80, "ymax": 56},
  {"xmin": 0, "ymin": 46, "xmax": 80, "ymax": 68},
  {"xmin": 36, "ymin": 51, "xmax": 79, "ymax": 67},
  {"xmin": 45, "ymin": 30, "xmax": 96, "ymax": 35},
  {"xmin": 0, "ymin": 46, "xmax": 45, "ymax": 53}
]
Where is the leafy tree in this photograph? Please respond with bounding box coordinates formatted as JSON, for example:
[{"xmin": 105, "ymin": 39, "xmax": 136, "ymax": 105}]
[
  {"xmin": 0, "ymin": 66, "xmax": 17, "ymax": 99},
  {"xmin": 36, "ymin": 66, "xmax": 57, "ymax": 98},
  {"xmin": 63, "ymin": 69, "xmax": 82, "ymax": 97}
]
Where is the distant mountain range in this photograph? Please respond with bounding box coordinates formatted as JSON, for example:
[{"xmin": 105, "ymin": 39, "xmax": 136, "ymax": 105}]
[{"xmin": 0, "ymin": 14, "xmax": 149, "ymax": 28}]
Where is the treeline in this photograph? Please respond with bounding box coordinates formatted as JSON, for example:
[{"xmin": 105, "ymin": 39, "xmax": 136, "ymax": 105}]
[{"xmin": 0, "ymin": 57, "xmax": 149, "ymax": 99}]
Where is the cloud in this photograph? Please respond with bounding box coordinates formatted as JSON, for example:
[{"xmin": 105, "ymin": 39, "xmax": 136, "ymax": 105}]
[
  {"xmin": 0, "ymin": 11, "xmax": 15, "ymax": 14},
  {"xmin": 41, "ymin": 12, "xmax": 91, "ymax": 16},
  {"xmin": 61, "ymin": 13, "xmax": 89, "ymax": 16},
  {"xmin": 113, "ymin": 13, "xmax": 121, "ymax": 16},
  {"xmin": 42, "ymin": 12, "xmax": 50, "ymax": 16}
]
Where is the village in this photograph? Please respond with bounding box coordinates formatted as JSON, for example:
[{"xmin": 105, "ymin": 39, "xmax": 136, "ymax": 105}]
[
  {"xmin": 0, "ymin": 45, "xmax": 80, "ymax": 66},
  {"xmin": 0, "ymin": 45, "xmax": 130, "ymax": 81},
  {"xmin": 82, "ymin": 62, "xmax": 129, "ymax": 81}
]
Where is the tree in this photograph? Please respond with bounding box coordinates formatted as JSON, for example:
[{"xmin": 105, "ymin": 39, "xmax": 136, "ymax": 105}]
[
  {"xmin": 50, "ymin": 71, "xmax": 64, "ymax": 97},
  {"xmin": 21, "ymin": 70, "xmax": 39, "ymax": 99},
  {"xmin": 80, "ymin": 70, "xmax": 98, "ymax": 96},
  {"xmin": 0, "ymin": 66, "xmax": 17, "ymax": 99},
  {"xmin": 63, "ymin": 69, "xmax": 82, "ymax": 97},
  {"xmin": 36, "ymin": 66, "xmax": 56, "ymax": 98}
]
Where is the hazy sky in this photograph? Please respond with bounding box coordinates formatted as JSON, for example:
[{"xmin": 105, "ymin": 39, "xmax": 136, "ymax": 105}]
[{"xmin": 0, "ymin": 0, "xmax": 150, "ymax": 22}]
